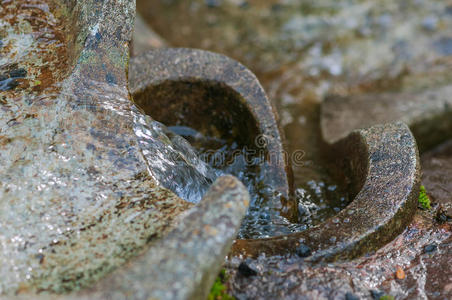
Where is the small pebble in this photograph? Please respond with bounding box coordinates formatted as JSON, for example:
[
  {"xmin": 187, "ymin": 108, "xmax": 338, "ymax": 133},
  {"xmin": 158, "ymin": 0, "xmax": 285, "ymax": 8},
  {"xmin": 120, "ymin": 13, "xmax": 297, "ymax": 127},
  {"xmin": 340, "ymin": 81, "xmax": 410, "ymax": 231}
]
[
  {"xmin": 435, "ymin": 206, "xmax": 452, "ymax": 224},
  {"xmin": 370, "ymin": 290, "xmax": 384, "ymax": 300},
  {"xmin": 238, "ymin": 262, "xmax": 257, "ymax": 277},
  {"xmin": 295, "ymin": 243, "xmax": 312, "ymax": 258},
  {"xmin": 345, "ymin": 292, "xmax": 360, "ymax": 300},
  {"xmin": 424, "ymin": 243, "xmax": 437, "ymax": 254},
  {"xmin": 9, "ymin": 68, "xmax": 27, "ymax": 78},
  {"xmin": 395, "ymin": 266, "xmax": 405, "ymax": 280}
]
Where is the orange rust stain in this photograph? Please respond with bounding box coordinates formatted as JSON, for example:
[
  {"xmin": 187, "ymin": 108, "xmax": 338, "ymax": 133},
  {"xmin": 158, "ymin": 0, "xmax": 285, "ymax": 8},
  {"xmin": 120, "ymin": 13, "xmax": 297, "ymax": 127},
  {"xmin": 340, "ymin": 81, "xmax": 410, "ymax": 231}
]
[
  {"xmin": 0, "ymin": 0, "xmax": 70, "ymax": 95},
  {"xmin": 395, "ymin": 266, "xmax": 406, "ymax": 280}
]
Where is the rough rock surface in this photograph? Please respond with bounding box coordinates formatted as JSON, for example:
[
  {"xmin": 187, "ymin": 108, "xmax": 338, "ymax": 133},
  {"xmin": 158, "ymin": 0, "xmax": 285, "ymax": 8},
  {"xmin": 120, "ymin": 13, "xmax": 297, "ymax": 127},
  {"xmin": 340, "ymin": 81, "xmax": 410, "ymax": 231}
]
[
  {"xmin": 422, "ymin": 141, "xmax": 452, "ymax": 217},
  {"xmin": 82, "ymin": 175, "xmax": 249, "ymax": 300},
  {"xmin": 13, "ymin": 176, "xmax": 250, "ymax": 300},
  {"xmin": 0, "ymin": 0, "xmax": 221, "ymax": 295},
  {"xmin": 227, "ymin": 212, "xmax": 451, "ymax": 300}
]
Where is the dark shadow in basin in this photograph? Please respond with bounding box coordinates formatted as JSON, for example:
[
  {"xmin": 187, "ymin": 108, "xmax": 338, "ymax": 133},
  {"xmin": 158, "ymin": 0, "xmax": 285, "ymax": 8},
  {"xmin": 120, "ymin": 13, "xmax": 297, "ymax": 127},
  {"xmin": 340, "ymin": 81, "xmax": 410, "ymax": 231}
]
[{"xmin": 129, "ymin": 48, "xmax": 297, "ymax": 222}]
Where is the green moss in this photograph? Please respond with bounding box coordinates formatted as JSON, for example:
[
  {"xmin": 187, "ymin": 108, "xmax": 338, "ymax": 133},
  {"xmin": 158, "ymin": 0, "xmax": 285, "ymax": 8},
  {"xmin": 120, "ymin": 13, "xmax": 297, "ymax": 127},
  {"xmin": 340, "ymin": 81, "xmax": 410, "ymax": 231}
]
[
  {"xmin": 208, "ymin": 269, "xmax": 235, "ymax": 300},
  {"xmin": 418, "ymin": 185, "xmax": 431, "ymax": 210},
  {"xmin": 379, "ymin": 296, "xmax": 395, "ymax": 300}
]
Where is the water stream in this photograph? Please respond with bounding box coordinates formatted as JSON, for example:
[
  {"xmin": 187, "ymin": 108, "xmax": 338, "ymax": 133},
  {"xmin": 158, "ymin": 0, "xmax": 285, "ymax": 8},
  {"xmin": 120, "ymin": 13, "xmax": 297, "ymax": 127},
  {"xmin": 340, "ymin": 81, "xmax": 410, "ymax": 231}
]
[{"xmin": 168, "ymin": 123, "xmax": 349, "ymax": 238}]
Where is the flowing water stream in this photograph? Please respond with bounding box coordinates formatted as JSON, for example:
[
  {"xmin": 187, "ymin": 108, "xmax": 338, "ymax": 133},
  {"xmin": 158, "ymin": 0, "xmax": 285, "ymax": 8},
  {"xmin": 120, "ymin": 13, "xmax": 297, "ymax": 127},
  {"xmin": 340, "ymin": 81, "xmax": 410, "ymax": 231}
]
[{"xmin": 167, "ymin": 123, "xmax": 349, "ymax": 238}]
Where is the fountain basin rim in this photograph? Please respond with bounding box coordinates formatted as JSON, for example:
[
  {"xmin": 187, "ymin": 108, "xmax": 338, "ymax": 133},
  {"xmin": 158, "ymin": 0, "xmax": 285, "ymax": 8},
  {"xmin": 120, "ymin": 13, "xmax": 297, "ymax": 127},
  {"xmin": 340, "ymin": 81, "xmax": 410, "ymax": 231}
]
[{"xmin": 231, "ymin": 122, "xmax": 420, "ymax": 261}]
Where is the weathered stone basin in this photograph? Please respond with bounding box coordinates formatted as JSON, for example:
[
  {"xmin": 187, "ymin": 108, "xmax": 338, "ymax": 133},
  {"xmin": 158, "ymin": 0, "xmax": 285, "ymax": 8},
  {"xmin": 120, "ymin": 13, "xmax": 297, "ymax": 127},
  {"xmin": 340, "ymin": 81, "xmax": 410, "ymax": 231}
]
[
  {"xmin": 320, "ymin": 57, "xmax": 452, "ymax": 219},
  {"xmin": 129, "ymin": 48, "xmax": 297, "ymax": 223},
  {"xmin": 127, "ymin": 0, "xmax": 426, "ymax": 260},
  {"xmin": 232, "ymin": 122, "xmax": 420, "ymax": 260},
  {"xmin": 2, "ymin": 0, "xmax": 450, "ymax": 299},
  {"xmin": 127, "ymin": 48, "xmax": 421, "ymax": 261}
]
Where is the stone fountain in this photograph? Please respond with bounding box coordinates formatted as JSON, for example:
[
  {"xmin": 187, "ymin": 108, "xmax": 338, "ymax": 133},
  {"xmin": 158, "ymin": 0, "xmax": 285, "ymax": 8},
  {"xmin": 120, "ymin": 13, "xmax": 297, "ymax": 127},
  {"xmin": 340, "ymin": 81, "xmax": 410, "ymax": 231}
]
[{"xmin": 1, "ymin": 0, "xmax": 451, "ymax": 299}]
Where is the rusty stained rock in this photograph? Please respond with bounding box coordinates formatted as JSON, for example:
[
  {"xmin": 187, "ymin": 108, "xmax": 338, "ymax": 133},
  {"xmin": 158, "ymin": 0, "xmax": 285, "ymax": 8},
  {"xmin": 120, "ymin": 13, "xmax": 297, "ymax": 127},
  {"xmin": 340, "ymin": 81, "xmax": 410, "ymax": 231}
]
[
  {"xmin": 0, "ymin": 0, "xmax": 180, "ymax": 294},
  {"xmin": 0, "ymin": 0, "xmax": 230, "ymax": 296}
]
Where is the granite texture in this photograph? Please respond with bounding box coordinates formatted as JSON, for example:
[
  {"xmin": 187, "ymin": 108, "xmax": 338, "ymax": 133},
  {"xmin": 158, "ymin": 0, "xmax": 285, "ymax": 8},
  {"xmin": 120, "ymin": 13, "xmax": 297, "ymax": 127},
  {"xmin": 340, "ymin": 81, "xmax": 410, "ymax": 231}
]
[
  {"xmin": 0, "ymin": 0, "xmax": 248, "ymax": 297},
  {"xmin": 232, "ymin": 122, "xmax": 420, "ymax": 261},
  {"xmin": 13, "ymin": 176, "xmax": 249, "ymax": 300},
  {"xmin": 82, "ymin": 175, "xmax": 249, "ymax": 300}
]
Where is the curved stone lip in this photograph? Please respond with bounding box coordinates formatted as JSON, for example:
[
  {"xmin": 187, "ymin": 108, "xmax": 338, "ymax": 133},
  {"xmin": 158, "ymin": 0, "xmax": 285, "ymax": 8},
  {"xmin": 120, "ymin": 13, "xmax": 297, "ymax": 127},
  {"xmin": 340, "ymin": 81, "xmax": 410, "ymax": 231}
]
[
  {"xmin": 231, "ymin": 122, "xmax": 420, "ymax": 261},
  {"xmin": 14, "ymin": 176, "xmax": 250, "ymax": 300},
  {"xmin": 129, "ymin": 48, "xmax": 297, "ymax": 220}
]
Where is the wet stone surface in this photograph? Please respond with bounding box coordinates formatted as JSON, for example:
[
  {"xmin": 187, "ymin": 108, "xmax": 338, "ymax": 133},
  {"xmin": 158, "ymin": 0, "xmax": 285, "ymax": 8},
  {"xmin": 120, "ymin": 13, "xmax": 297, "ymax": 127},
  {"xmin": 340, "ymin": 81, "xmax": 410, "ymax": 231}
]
[
  {"xmin": 226, "ymin": 213, "xmax": 451, "ymax": 299},
  {"xmin": 0, "ymin": 0, "xmax": 234, "ymax": 296},
  {"xmin": 2, "ymin": 0, "xmax": 452, "ymax": 298}
]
